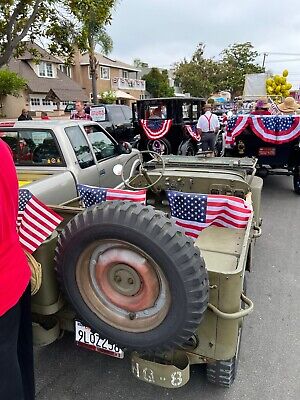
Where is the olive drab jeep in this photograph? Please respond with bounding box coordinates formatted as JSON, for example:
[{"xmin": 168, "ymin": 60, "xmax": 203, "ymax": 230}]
[{"xmin": 29, "ymin": 153, "xmax": 262, "ymax": 389}]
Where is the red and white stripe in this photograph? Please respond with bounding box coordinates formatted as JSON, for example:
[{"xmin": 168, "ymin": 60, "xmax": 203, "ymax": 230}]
[
  {"xmin": 18, "ymin": 196, "xmax": 63, "ymax": 254},
  {"xmin": 140, "ymin": 119, "xmax": 172, "ymax": 139},
  {"xmin": 106, "ymin": 188, "xmax": 147, "ymax": 204}
]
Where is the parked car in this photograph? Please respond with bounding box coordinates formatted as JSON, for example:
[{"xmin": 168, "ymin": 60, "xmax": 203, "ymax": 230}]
[
  {"xmin": 132, "ymin": 97, "xmax": 206, "ymax": 156},
  {"xmin": 90, "ymin": 104, "xmax": 135, "ymax": 144},
  {"xmin": 0, "ymin": 120, "xmax": 138, "ymax": 204}
]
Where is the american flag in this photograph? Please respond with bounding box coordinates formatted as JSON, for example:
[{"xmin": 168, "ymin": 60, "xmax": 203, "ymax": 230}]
[
  {"xmin": 18, "ymin": 189, "xmax": 63, "ymax": 254},
  {"xmin": 268, "ymin": 97, "xmax": 280, "ymax": 115},
  {"xmin": 167, "ymin": 191, "xmax": 252, "ymax": 239},
  {"xmin": 77, "ymin": 185, "xmax": 147, "ymax": 208}
]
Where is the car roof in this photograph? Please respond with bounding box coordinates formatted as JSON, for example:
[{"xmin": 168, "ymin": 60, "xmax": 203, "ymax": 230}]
[
  {"xmin": 0, "ymin": 120, "xmax": 100, "ymax": 129},
  {"xmin": 137, "ymin": 97, "xmax": 206, "ymax": 102}
]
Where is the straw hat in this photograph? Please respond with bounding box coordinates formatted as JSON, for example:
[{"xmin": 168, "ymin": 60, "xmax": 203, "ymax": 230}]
[
  {"xmin": 255, "ymin": 97, "xmax": 269, "ymax": 109},
  {"xmin": 277, "ymin": 97, "xmax": 300, "ymax": 113}
]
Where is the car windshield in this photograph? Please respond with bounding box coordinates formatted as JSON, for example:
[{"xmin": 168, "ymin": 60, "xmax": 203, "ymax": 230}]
[
  {"xmin": 144, "ymin": 104, "xmax": 167, "ymax": 120},
  {"xmin": 84, "ymin": 124, "xmax": 118, "ymax": 161}
]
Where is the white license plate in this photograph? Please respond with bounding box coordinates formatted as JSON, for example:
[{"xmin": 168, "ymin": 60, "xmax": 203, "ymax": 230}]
[{"xmin": 75, "ymin": 320, "xmax": 124, "ymax": 359}]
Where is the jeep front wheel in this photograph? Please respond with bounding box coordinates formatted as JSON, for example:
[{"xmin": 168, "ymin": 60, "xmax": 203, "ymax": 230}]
[{"xmin": 55, "ymin": 201, "xmax": 209, "ymax": 352}]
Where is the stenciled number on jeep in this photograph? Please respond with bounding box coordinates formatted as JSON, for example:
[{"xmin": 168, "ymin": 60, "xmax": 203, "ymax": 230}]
[
  {"xmin": 142, "ymin": 367, "xmax": 155, "ymax": 383},
  {"xmin": 171, "ymin": 371, "xmax": 183, "ymax": 387},
  {"xmin": 132, "ymin": 362, "xmax": 140, "ymax": 378}
]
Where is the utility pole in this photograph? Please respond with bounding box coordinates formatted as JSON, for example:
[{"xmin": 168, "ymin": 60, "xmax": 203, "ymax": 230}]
[{"xmin": 262, "ymin": 53, "xmax": 268, "ymax": 68}]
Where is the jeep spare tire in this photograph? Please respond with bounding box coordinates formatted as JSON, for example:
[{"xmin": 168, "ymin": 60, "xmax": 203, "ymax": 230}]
[{"xmin": 55, "ymin": 201, "xmax": 209, "ymax": 352}]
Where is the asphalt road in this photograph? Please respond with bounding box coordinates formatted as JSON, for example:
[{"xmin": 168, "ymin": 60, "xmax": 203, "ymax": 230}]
[{"xmin": 35, "ymin": 175, "xmax": 300, "ymax": 400}]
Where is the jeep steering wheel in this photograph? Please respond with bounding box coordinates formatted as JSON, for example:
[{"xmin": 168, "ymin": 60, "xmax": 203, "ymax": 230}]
[{"xmin": 121, "ymin": 150, "xmax": 165, "ymax": 190}]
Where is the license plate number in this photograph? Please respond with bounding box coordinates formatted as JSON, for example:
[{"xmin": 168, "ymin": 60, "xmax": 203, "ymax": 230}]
[
  {"xmin": 258, "ymin": 147, "xmax": 276, "ymax": 156},
  {"xmin": 75, "ymin": 320, "xmax": 124, "ymax": 359}
]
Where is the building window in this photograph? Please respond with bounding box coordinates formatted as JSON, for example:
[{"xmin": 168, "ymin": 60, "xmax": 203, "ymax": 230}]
[
  {"xmin": 59, "ymin": 64, "xmax": 71, "ymax": 78},
  {"xmin": 62, "ymin": 101, "xmax": 69, "ymax": 106},
  {"xmin": 100, "ymin": 66, "xmax": 110, "ymax": 80},
  {"xmin": 30, "ymin": 98, "xmax": 41, "ymax": 106},
  {"xmin": 38, "ymin": 62, "xmax": 53, "ymax": 78},
  {"xmin": 42, "ymin": 99, "xmax": 51, "ymax": 106},
  {"xmin": 122, "ymin": 70, "xmax": 129, "ymax": 79}
]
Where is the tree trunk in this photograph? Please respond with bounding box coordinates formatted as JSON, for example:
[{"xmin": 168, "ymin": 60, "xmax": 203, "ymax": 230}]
[{"xmin": 88, "ymin": 34, "xmax": 98, "ymax": 105}]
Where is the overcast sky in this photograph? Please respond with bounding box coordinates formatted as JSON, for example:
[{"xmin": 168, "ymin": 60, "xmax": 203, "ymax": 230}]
[{"xmin": 106, "ymin": 0, "xmax": 300, "ymax": 88}]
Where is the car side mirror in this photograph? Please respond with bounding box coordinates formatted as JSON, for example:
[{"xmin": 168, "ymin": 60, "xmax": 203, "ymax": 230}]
[{"xmin": 117, "ymin": 142, "xmax": 132, "ymax": 154}]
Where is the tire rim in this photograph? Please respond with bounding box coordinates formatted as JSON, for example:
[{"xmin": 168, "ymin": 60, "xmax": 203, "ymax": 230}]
[
  {"xmin": 148, "ymin": 140, "xmax": 167, "ymax": 155},
  {"xmin": 76, "ymin": 240, "xmax": 171, "ymax": 333}
]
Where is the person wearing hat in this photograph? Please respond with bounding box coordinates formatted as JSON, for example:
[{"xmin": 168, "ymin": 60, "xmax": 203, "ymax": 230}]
[
  {"xmin": 277, "ymin": 97, "xmax": 300, "ymax": 115},
  {"xmin": 251, "ymin": 98, "xmax": 271, "ymax": 115},
  {"xmin": 197, "ymin": 103, "xmax": 220, "ymax": 153}
]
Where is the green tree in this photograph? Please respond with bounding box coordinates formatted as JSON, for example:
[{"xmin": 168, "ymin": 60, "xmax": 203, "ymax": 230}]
[
  {"xmin": 0, "ymin": 1, "xmax": 117, "ymax": 72},
  {"xmin": 100, "ymin": 90, "xmax": 117, "ymax": 104},
  {"xmin": 175, "ymin": 42, "xmax": 265, "ymax": 98},
  {"xmin": 174, "ymin": 43, "xmax": 221, "ymax": 98},
  {"xmin": 0, "ymin": 68, "xmax": 27, "ymax": 108},
  {"xmin": 218, "ymin": 42, "xmax": 265, "ymax": 96},
  {"xmin": 142, "ymin": 68, "xmax": 174, "ymax": 98}
]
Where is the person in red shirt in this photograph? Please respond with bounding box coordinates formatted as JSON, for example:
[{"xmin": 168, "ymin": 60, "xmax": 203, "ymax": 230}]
[
  {"xmin": 41, "ymin": 111, "xmax": 50, "ymax": 120},
  {"xmin": 250, "ymin": 98, "xmax": 271, "ymax": 115},
  {"xmin": 0, "ymin": 139, "xmax": 34, "ymax": 399},
  {"xmin": 70, "ymin": 100, "xmax": 92, "ymax": 120}
]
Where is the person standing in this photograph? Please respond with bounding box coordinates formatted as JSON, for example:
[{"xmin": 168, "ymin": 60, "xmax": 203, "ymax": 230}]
[
  {"xmin": 0, "ymin": 139, "xmax": 35, "ymax": 399},
  {"xmin": 18, "ymin": 108, "xmax": 33, "ymax": 121},
  {"xmin": 197, "ymin": 103, "xmax": 220, "ymax": 152},
  {"xmin": 70, "ymin": 100, "xmax": 92, "ymax": 120}
]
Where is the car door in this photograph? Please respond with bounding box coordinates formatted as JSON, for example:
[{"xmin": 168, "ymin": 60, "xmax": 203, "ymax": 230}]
[
  {"xmin": 64, "ymin": 125, "xmax": 101, "ymax": 186},
  {"xmin": 83, "ymin": 123, "xmax": 138, "ymax": 188}
]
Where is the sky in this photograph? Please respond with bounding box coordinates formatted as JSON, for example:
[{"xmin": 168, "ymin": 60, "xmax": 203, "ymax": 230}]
[{"xmin": 106, "ymin": 0, "xmax": 300, "ymax": 89}]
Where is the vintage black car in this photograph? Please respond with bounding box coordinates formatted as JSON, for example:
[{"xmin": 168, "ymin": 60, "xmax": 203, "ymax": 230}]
[
  {"xmin": 225, "ymin": 114, "xmax": 300, "ymax": 193},
  {"xmin": 132, "ymin": 97, "xmax": 206, "ymax": 155}
]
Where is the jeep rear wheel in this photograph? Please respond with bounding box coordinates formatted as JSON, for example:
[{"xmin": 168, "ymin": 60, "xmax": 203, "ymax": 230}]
[
  {"xmin": 206, "ymin": 328, "xmax": 242, "ymax": 388},
  {"xmin": 55, "ymin": 201, "xmax": 209, "ymax": 351}
]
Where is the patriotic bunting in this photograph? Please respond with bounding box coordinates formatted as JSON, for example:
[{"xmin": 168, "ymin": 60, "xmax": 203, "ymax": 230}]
[
  {"xmin": 226, "ymin": 115, "xmax": 300, "ymax": 145},
  {"xmin": 140, "ymin": 119, "xmax": 172, "ymax": 139},
  {"xmin": 185, "ymin": 124, "xmax": 201, "ymax": 142}
]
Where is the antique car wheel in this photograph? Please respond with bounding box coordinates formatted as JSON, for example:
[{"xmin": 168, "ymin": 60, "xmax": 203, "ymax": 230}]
[
  {"xmin": 178, "ymin": 139, "xmax": 198, "ymax": 156},
  {"xmin": 146, "ymin": 138, "xmax": 171, "ymax": 155},
  {"xmin": 293, "ymin": 168, "xmax": 300, "ymax": 194},
  {"xmin": 55, "ymin": 202, "xmax": 209, "ymax": 351}
]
